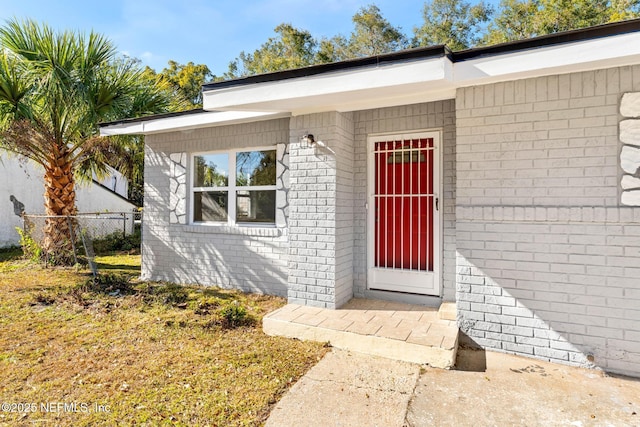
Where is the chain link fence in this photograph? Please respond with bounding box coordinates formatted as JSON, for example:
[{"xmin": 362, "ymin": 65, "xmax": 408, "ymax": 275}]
[{"xmin": 20, "ymin": 211, "xmax": 142, "ymax": 273}]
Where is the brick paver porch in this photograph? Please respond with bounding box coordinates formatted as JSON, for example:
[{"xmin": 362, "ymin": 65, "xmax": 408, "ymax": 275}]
[{"xmin": 263, "ymin": 299, "xmax": 459, "ymax": 368}]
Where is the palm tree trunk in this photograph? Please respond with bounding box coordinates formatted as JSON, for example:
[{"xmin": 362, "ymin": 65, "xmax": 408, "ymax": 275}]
[{"xmin": 42, "ymin": 153, "xmax": 77, "ymax": 265}]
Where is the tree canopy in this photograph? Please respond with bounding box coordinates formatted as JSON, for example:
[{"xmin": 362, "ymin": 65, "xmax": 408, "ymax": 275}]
[
  {"xmin": 484, "ymin": 0, "xmax": 640, "ymax": 44},
  {"xmin": 145, "ymin": 60, "xmax": 213, "ymax": 108},
  {"xmin": 222, "ymin": 1, "xmax": 640, "ymax": 79},
  {"xmin": 319, "ymin": 5, "xmax": 410, "ymax": 62},
  {"xmin": 226, "ymin": 5, "xmax": 409, "ymax": 77},
  {"xmin": 226, "ymin": 24, "xmax": 318, "ymax": 79},
  {"xmin": 414, "ymin": 0, "xmax": 494, "ymax": 50}
]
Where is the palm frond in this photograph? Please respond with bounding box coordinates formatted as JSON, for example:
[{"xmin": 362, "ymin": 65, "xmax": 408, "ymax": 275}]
[
  {"xmin": 0, "ymin": 18, "xmax": 177, "ymax": 198},
  {"xmin": 0, "ymin": 50, "xmax": 30, "ymax": 113}
]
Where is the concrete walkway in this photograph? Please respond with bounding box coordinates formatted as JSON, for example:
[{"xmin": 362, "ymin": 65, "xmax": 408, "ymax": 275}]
[
  {"xmin": 266, "ymin": 350, "xmax": 419, "ymax": 427},
  {"xmin": 266, "ymin": 348, "xmax": 640, "ymax": 427}
]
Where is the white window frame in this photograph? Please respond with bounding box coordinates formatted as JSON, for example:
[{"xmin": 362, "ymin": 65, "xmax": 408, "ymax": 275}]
[{"xmin": 190, "ymin": 145, "xmax": 277, "ymax": 227}]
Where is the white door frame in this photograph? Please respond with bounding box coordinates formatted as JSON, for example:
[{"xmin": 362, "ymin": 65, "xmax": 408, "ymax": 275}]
[{"xmin": 366, "ymin": 130, "xmax": 442, "ymax": 296}]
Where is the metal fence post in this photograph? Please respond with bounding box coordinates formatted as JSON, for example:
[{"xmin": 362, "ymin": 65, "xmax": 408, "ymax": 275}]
[{"xmin": 66, "ymin": 215, "xmax": 78, "ymax": 265}]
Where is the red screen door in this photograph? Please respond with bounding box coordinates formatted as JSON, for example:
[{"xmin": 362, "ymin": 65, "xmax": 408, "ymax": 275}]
[{"xmin": 368, "ymin": 132, "xmax": 440, "ymax": 295}]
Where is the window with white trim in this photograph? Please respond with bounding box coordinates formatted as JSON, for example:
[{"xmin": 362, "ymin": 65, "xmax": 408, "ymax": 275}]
[{"xmin": 192, "ymin": 147, "xmax": 277, "ymax": 225}]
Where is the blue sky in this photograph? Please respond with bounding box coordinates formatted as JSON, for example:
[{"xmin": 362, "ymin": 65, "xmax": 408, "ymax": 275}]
[{"xmin": 0, "ymin": 0, "xmax": 435, "ymax": 76}]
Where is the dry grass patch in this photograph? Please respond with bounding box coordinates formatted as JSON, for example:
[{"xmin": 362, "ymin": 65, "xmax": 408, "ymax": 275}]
[{"xmin": 0, "ymin": 255, "xmax": 328, "ymax": 426}]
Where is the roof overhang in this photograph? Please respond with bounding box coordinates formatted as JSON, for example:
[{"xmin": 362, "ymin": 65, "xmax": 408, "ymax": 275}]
[
  {"xmin": 454, "ymin": 29, "xmax": 640, "ymax": 87},
  {"xmin": 202, "ymin": 52, "xmax": 455, "ymax": 115},
  {"xmin": 100, "ymin": 110, "xmax": 290, "ymax": 136},
  {"xmin": 100, "ymin": 19, "xmax": 640, "ymax": 136},
  {"xmin": 201, "ymin": 30, "xmax": 640, "ymax": 115}
]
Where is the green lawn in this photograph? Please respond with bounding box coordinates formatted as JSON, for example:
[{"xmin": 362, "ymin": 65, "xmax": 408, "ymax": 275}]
[{"xmin": 0, "ymin": 252, "xmax": 328, "ymax": 426}]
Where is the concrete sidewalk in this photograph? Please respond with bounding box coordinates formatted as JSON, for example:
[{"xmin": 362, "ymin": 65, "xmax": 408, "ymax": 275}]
[
  {"xmin": 266, "ymin": 350, "xmax": 419, "ymax": 427},
  {"xmin": 266, "ymin": 348, "xmax": 640, "ymax": 427}
]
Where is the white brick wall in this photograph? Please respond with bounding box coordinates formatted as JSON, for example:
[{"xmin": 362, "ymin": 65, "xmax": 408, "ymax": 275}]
[
  {"xmin": 334, "ymin": 112, "xmax": 356, "ymax": 307},
  {"xmin": 456, "ymin": 65, "xmax": 640, "ymax": 377},
  {"xmin": 287, "ymin": 112, "xmax": 355, "ymax": 309},
  {"xmin": 142, "ymin": 118, "xmax": 290, "ymax": 296}
]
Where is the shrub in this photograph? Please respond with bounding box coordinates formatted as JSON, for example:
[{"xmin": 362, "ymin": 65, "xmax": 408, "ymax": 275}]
[
  {"xmin": 16, "ymin": 226, "xmax": 42, "ymax": 262},
  {"xmin": 0, "ymin": 245, "xmax": 23, "ymax": 262},
  {"xmin": 219, "ymin": 301, "xmax": 250, "ymax": 328},
  {"xmin": 91, "ymin": 228, "xmax": 141, "ymax": 254},
  {"xmin": 31, "ymin": 292, "xmax": 55, "ymax": 306},
  {"xmin": 142, "ymin": 283, "xmax": 189, "ymax": 307},
  {"xmin": 85, "ymin": 272, "xmax": 135, "ymax": 295}
]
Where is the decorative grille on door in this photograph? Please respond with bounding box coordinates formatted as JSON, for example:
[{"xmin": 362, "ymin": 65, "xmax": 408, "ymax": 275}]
[{"xmin": 374, "ymin": 138, "xmax": 435, "ymax": 272}]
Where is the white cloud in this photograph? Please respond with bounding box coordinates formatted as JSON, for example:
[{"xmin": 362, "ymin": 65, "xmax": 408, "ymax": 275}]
[{"xmin": 140, "ymin": 51, "xmax": 154, "ymax": 61}]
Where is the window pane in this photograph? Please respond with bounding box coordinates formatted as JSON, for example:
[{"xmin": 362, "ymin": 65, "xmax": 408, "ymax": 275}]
[
  {"xmin": 236, "ymin": 150, "xmax": 276, "ymax": 186},
  {"xmin": 194, "ymin": 154, "xmax": 229, "ymax": 187},
  {"xmin": 236, "ymin": 190, "xmax": 276, "ymax": 223},
  {"xmin": 193, "ymin": 191, "xmax": 228, "ymax": 222}
]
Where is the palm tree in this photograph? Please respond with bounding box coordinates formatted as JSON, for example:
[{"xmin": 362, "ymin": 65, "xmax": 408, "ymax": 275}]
[{"xmin": 0, "ymin": 19, "xmax": 175, "ymax": 263}]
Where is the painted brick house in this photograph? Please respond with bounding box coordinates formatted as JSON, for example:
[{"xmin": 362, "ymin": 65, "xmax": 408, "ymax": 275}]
[{"xmin": 101, "ymin": 20, "xmax": 640, "ymax": 377}]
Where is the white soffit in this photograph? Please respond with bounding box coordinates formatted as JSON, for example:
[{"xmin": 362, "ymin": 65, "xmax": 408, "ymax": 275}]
[
  {"xmin": 202, "ymin": 57, "xmax": 455, "ymax": 114},
  {"xmin": 455, "ymin": 31, "xmax": 640, "ymax": 86},
  {"xmin": 100, "ymin": 110, "xmax": 289, "ymax": 136}
]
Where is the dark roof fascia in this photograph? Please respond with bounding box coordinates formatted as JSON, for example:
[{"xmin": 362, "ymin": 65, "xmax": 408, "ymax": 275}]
[
  {"xmin": 91, "ymin": 179, "xmax": 138, "ymax": 207},
  {"xmin": 453, "ymin": 18, "xmax": 640, "ymax": 62},
  {"xmin": 99, "ymin": 108, "xmax": 205, "ymax": 128},
  {"xmin": 203, "ymin": 45, "xmax": 451, "ymax": 91}
]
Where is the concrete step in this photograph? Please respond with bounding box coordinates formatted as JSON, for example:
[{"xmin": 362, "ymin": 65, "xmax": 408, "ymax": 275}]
[
  {"xmin": 438, "ymin": 301, "xmax": 457, "ymax": 321},
  {"xmin": 263, "ymin": 298, "xmax": 459, "ymax": 369}
]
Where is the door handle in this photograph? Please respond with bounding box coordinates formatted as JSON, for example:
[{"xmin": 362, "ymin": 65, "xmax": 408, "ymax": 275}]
[{"xmin": 435, "ymin": 197, "xmax": 439, "ymax": 211}]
